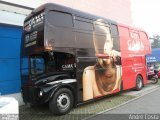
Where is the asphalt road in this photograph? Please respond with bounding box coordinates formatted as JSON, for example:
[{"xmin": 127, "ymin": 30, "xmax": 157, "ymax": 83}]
[{"xmin": 87, "ymin": 87, "xmax": 160, "ymax": 120}]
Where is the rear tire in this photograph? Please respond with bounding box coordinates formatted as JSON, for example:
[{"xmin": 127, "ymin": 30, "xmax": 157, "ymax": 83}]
[
  {"xmin": 49, "ymin": 88, "xmax": 74, "ymax": 115},
  {"xmin": 135, "ymin": 75, "xmax": 143, "ymax": 91}
]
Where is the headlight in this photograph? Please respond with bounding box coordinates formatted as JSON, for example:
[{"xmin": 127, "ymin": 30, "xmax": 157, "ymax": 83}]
[{"xmin": 39, "ymin": 90, "xmax": 43, "ymax": 97}]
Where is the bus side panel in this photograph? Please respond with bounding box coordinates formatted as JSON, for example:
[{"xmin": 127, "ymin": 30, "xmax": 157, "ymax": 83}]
[
  {"xmin": 78, "ymin": 18, "xmax": 122, "ymax": 102},
  {"xmin": 118, "ymin": 25, "xmax": 135, "ymax": 90},
  {"xmin": 133, "ymin": 56, "xmax": 148, "ymax": 85},
  {"xmin": 139, "ymin": 31, "xmax": 151, "ymax": 85},
  {"xmin": 139, "ymin": 31, "xmax": 151, "ymax": 55},
  {"xmin": 74, "ymin": 17, "xmax": 95, "ymax": 103},
  {"xmin": 118, "ymin": 24, "xmax": 150, "ymax": 90}
]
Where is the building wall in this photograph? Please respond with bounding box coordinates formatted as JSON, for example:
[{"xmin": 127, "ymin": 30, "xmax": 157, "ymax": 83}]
[
  {"xmin": 1, "ymin": 0, "xmax": 132, "ymax": 25},
  {"xmin": 0, "ymin": 2, "xmax": 32, "ymax": 105},
  {"xmin": 0, "ymin": 1, "xmax": 32, "ymax": 26},
  {"xmin": 0, "ymin": 24, "xmax": 22, "ymax": 95},
  {"xmin": 46, "ymin": 0, "xmax": 132, "ymax": 25}
]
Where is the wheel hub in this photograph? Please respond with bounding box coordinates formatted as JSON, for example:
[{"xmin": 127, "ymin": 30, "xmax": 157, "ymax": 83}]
[
  {"xmin": 57, "ymin": 93, "xmax": 70, "ymax": 110},
  {"xmin": 62, "ymin": 98, "xmax": 67, "ymax": 105},
  {"xmin": 137, "ymin": 78, "xmax": 142, "ymax": 88}
]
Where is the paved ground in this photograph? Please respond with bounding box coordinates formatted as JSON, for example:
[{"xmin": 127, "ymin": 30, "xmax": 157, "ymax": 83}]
[
  {"xmin": 87, "ymin": 82, "xmax": 160, "ymax": 120},
  {"xmin": 19, "ymin": 95, "xmax": 135, "ymax": 120},
  {"xmin": 107, "ymin": 88, "xmax": 160, "ymax": 114},
  {"xmin": 19, "ymin": 81, "xmax": 160, "ymax": 120}
]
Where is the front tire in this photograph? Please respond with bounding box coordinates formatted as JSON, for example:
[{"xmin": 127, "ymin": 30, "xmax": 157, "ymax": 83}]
[
  {"xmin": 49, "ymin": 88, "xmax": 74, "ymax": 115},
  {"xmin": 151, "ymin": 77, "xmax": 158, "ymax": 84},
  {"xmin": 135, "ymin": 75, "xmax": 143, "ymax": 91}
]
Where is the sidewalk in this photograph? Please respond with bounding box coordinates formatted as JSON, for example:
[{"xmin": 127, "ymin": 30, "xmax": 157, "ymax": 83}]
[
  {"xmin": 19, "ymin": 81, "xmax": 160, "ymax": 120},
  {"xmin": 122, "ymin": 82, "xmax": 159, "ymax": 97}
]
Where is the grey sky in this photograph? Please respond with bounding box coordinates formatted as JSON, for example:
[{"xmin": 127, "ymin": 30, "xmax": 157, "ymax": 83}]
[{"xmin": 131, "ymin": 0, "xmax": 160, "ymax": 37}]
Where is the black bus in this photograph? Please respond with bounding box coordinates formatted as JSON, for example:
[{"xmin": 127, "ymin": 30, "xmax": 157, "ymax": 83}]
[{"xmin": 21, "ymin": 3, "xmax": 150, "ymax": 115}]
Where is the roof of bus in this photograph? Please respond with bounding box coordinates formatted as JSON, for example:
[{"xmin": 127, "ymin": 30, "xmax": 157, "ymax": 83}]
[
  {"xmin": 25, "ymin": 3, "xmax": 117, "ymax": 24},
  {"xmin": 118, "ymin": 23, "xmax": 147, "ymax": 33},
  {"xmin": 25, "ymin": 3, "xmax": 148, "ymax": 35}
]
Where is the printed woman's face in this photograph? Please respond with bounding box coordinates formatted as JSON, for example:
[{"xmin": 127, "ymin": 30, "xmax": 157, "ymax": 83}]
[
  {"xmin": 102, "ymin": 67, "xmax": 116, "ymax": 92},
  {"xmin": 98, "ymin": 58, "xmax": 116, "ymax": 92}
]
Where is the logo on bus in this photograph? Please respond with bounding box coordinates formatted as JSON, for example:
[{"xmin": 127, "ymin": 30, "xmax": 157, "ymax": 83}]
[
  {"xmin": 24, "ymin": 12, "xmax": 44, "ymax": 32},
  {"xmin": 128, "ymin": 32, "xmax": 144, "ymax": 51},
  {"xmin": 62, "ymin": 63, "xmax": 76, "ymax": 70}
]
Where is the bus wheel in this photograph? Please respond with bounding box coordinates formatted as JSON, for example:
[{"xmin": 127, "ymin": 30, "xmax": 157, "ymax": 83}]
[
  {"xmin": 135, "ymin": 75, "xmax": 143, "ymax": 91},
  {"xmin": 49, "ymin": 88, "xmax": 73, "ymax": 115}
]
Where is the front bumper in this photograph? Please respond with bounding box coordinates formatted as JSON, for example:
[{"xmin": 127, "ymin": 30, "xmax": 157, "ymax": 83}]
[{"xmin": 22, "ymin": 85, "xmax": 56, "ymax": 105}]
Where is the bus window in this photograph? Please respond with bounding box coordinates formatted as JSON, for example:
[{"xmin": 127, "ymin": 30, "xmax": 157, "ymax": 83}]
[
  {"xmin": 94, "ymin": 22, "xmax": 110, "ymax": 34},
  {"xmin": 93, "ymin": 20, "xmax": 111, "ymax": 54},
  {"xmin": 110, "ymin": 24, "xmax": 118, "ymax": 36},
  {"xmin": 74, "ymin": 19, "xmax": 93, "ymax": 31},
  {"xmin": 30, "ymin": 56, "xmax": 45, "ymax": 75},
  {"xmin": 47, "ymin": 11, "xmax": 73, "ymax": 27},
  {"xmin": 110, "ymin": 24, "xmax": 120, "ymax": 51},
  {"xmin": 74, "ymin": 17, "xmax": 94, "ymax": 50},
  {"xmin": 46, "ymin": 59, "xmax": 56, "ymax": 72}
]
